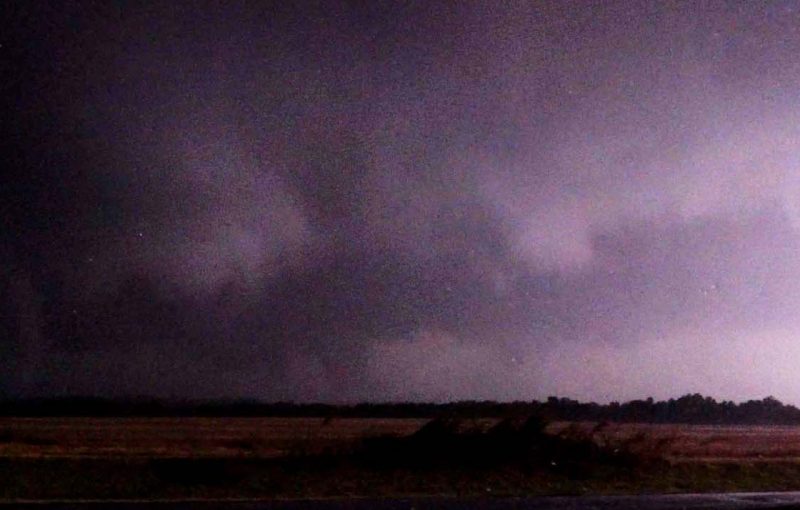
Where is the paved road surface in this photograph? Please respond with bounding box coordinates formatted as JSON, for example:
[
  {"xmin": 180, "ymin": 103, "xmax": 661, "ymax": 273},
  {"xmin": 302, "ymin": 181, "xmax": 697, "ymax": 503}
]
[{"xmin": 8, "ymin": 493, "xmax": 800, "ymax": 510}]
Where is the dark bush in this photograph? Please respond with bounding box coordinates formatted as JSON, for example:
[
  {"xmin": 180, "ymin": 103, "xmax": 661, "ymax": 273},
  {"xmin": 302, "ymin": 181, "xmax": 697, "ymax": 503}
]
[{"xmin": 148, "ymin": 458, "xmax": 252, "ymax": 486}]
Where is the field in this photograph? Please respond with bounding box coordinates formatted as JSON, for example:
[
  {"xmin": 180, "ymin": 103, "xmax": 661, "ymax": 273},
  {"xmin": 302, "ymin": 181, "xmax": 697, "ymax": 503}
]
[
  {"xmin": 5, "ymin": 417, "xmax": 800, "ymax": 500},
  {"xmin": 5, "ymin": 418, "xmax": 800, "ymax": 462},
  {"xmin": 548, "ymin": 422, "xmax": 800, "ymax": 463},
  {"xmin": 0, "ymin": 417, "xmax": 427, "ymax": 459}
]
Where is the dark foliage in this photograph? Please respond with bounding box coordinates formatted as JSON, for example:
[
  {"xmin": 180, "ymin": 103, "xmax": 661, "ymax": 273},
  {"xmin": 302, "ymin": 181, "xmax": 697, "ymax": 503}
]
[
  {"xmin": 148, "ymin": 458, "xmax": 254, "ymax": 486},
  {"xmin": 2, "ymin": 394, "xmax": 800, "ymax": 424},
  {"xmin": 352, "ymin": 415, "xmax": 640, "ymax": 477}
]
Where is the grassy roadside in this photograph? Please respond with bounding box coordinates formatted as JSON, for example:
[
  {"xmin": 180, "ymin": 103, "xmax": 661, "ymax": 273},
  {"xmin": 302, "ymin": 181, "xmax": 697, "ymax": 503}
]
[
  {"xmin": 5, "ymin": 416, "xmax": 800, "ymax": 501},
  {"xmin": 5, "ymin": 457, "xmax": 800, "ymax": 501},
  {"xmin": 0, "ymin": 416, "xmax": 800, "ymax": 501}
]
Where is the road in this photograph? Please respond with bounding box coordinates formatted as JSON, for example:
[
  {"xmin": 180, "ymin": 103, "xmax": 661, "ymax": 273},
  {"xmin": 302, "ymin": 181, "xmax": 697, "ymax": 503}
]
[{"xmin": 8, "ymin": 493, "xmax": 800, "ymax": 510}]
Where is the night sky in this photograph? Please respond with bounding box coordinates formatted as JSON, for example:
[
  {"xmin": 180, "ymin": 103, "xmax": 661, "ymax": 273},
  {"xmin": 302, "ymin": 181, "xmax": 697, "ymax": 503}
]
[{"xmin": 5, "ymin": 1, "xmax": 800, "ymax": 403}]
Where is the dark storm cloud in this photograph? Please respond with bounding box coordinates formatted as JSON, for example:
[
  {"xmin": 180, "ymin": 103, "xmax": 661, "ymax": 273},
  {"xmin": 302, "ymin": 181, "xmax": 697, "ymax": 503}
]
[{"xmin": 5, "ymin": 1, "xmax": 800, "ymax": 402}]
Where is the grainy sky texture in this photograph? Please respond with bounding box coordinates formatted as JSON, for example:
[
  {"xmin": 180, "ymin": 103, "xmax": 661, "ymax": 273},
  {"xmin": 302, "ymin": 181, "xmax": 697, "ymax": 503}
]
[{"xmin": 4, "ymin": 1, "xmax": 800, "ymax": 403}]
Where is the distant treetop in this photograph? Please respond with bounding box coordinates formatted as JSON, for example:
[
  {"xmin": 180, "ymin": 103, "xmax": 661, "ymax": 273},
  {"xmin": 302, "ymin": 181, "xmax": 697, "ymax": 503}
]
[{"xmin": 1, "ymin": 394, "xmax": 799, "ymax": 424}]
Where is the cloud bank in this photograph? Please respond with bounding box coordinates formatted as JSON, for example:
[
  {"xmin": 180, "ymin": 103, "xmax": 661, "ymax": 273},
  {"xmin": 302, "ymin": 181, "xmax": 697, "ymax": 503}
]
[{"xmin": 5, "ymin": 1, "xmax": 800, "ymax": 403}]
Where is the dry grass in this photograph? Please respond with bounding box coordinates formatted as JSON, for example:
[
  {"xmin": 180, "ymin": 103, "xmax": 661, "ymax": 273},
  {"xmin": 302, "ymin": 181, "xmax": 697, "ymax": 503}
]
[
  {"xmin": 6, "ymin": 418, "xmax": 800, "ymax": 499},
  {"xmin": 5, "ymin": 417, "xmax": 800, "ymax": 463},
  {"xmin": 0, "ymin": 417, "xmax": 427, "ymax": 458},
  {"xmin": 547, "ymin": 421, "xmax": 800, "ymax": 462}
]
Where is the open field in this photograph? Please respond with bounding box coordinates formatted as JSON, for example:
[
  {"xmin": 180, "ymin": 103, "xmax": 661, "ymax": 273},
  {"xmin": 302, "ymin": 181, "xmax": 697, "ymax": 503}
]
[
  {"xmin": 0, "ymin": 417, "xmax": 428, "ymax": 459},
  {"xmin": 6, "ymin": 418, "xmax": 800, "ymax": 500},
  {"xmin": 548, "ymin": 422, "xmax": 800, "ymax": 463},
  {"xmin": 4, "ymin": 418, "xmax": 800, "ymax": 462}
]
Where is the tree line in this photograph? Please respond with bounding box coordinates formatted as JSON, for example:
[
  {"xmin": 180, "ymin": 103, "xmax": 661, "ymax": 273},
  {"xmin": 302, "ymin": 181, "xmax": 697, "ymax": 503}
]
[{"xmin": 2, "ymin": 393, "xmax": 800, "ymax": 424}]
